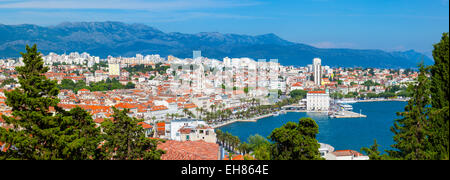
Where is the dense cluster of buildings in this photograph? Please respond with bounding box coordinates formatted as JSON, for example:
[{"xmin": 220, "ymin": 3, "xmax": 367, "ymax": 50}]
[{"xmin": 0, "ymin": 51, "xmax": 419, "ymax": 160}]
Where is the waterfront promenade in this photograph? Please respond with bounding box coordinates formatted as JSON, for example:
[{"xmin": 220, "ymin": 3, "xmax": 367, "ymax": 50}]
[
  {"xmin": 212, "ymin": 114, "xmax": 275, "ymax": 129},
  {"xmin": 356, "ymin": 98, "xmax": 410, "ymax": 102}
]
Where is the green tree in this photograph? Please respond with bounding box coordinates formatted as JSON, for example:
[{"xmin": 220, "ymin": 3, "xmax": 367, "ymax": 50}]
[
  {"xmin": 247, "ymin": 134, "xmax": 270, "ymax": 150},
  {"xmin": 289, "ymin": 89, "xmax": 307, "ymax": 99},
  {"xmin": 361, "ymin": 139, "xmax": 388, "ymax": 160},
  {"xmin": 429, "ymin": 32, "xmax": 449, "ymax": 160},
  {"xmin": 62, "ymin": 107, "xmax": 103, "ymax": 160},
  {"xmin": 387, "ymin": 64, "xmax": 434, "ymax": 160},
  {"xmin": 361, "ymin": 33, "xmax": 449, "ymax": 160},
  {"xmin": 0, "ymin": 78, "xmax": 17, "ymax": 88},
  {"xmin": 247, "ymin": 134, "xmax": 271, "ymax": 160},
  {"xmin": 268, "ymin": 117, "xmax": 323, "ymax": 160},
  {"xmin": 0, "ymin": 45, "xmax": 100, "ymax": 160},
  {"xmin": 125, "ymin": 82, "xmax": 136, "ymax": 89},
  {"xmin": 100, "ymin": 107, "xmax": 165, "ymax": 160}
]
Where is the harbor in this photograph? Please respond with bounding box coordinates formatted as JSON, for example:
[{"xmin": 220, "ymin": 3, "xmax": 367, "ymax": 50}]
[{"xmin": 218, "ymin": 101, "xmax": 408, "ymax": 153}]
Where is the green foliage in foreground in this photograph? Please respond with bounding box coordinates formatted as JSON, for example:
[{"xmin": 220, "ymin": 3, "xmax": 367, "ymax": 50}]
[
  {"xmin": 269, "ymin": 117, "xmax": 323, "ymax": 160},
  {"xmin": 0, "ymin": 45, "xmax": 163, "ymax": 160},
  {"xmin": 219, "ymin": 117, "xmax": 323, "ymax": 160},
  {"xmin": 0, "ymin": 45, "xmax": 102, "ymax": 160},
  {"xmin": 100, "ymin": 108, "xmax": 165, "ymax": 160},
  {"xmin": 362, "ymin": 33, "xmax": 449, "ymax": 160},
  {"xmin": 247, "ymin": 134, "xmax": 271, "ymax": 160}
]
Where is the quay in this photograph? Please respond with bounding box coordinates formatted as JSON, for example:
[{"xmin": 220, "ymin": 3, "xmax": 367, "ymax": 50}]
[
  {"xmin": 212, "ymin": 113, "xmax": 274, "ymax": 129},
  {"xmin": 332, "ymin": 110, "xmax": 367, "ymax": 118},
  {"xmin": 356, "ymin": 98, "xmax": 410, "ymax": 102}
]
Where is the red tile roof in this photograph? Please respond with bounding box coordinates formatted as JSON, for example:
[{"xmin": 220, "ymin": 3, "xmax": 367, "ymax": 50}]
[
  {"xmin": 138, "ymin": 122, "xmax": 153, "ymax": 129},
  {"xmin": 223, "ymin": 154, "xmax": 253, "ymax": 160},
  {"xmin": 151, "ymin": 105, "xmax": 168, "ymax": 111},
  {"xmin": 308, "ymin": 90, "xmax": 326, "ymax": 94},
  {"xmin": 332, "ymin": 150, "xmax": 364, "ymax": 157},
  {"xmin": 115, "ymin": 103, "xmax": 137, "ymax": 109},
  {"xmin": 292, "ymin": 82, "xmax": 302, "ymax": 87},
  {"xmin": 157, "ymin": 140, "xmax": 219, "ymax": 160}
]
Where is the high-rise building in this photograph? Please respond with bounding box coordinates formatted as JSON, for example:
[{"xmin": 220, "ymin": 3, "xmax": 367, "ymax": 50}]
[
  {"xmin": 108, "ymin": 63, "xmax": 120, "ymax": 76},
  {"xmin": 193, "ymin": 50, "xmax": 202, "ymax": 60},
  {"xmin": 306, "ymin": 90, "xmax": 330, "ymax": 111},
  {"xmin": 313, "ymin": 58, "xmax": 322, "ymax": 86}
]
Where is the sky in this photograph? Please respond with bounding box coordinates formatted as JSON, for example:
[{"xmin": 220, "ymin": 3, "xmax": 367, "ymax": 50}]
[{"xmin": 0, "ymin": 0, "xmax": 448, "ymax": 56}]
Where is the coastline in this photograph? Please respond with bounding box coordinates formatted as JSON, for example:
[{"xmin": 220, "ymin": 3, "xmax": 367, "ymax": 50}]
[
  {"xmin": 213, "ymin": 100, "xmax": 407, "ymax": 129},
  {"xmin": 356, "ymin": 98, "xmax": 410, "ymax": 102},
  {"xmin": 212, "ymin": 113, "xmax": 275, "ymax": 129},
  {"xmin": 212, "ymin": 110, "xmax": 312, "ymax": 129}
]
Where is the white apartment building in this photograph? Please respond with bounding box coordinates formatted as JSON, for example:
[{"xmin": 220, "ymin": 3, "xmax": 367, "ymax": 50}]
[
  {"xmin": 313, "ymin": 58, "xmax": 322, "ymax": 86},
  {"xmin": 178, "ymin": 125, "xmax": 216, "ymax": 143},
  {"xmin": 108, "ymin": 63, "xmax": 120, "ymax": 76},
  {"xmin": 169, "ymin": 119, "xmax": 208, "ymax": 141},
  {"xmin": 306, "ymin": 90, "xmax": 330, "ymax": 112}
]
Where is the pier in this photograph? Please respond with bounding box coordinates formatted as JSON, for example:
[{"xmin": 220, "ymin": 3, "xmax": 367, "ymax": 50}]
[{"xmin": 332, "ymin": 110, "xmax": 367, "ymax": 118}]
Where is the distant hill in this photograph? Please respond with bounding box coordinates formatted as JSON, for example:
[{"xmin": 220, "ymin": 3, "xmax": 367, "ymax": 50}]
[{"xmin": 0, "ymin": 21, "xmax": 434, "ymax": 68}]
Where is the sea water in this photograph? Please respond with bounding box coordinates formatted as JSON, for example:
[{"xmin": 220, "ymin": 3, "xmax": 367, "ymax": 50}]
[{"xmin": 218, "ymin": 101, "xmax": 407, "ymax": 153}]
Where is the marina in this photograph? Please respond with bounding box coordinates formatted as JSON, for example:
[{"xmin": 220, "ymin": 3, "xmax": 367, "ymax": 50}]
[{"xmin": 218, "ymin": 101, "xmax": 407, "ymax": 152}]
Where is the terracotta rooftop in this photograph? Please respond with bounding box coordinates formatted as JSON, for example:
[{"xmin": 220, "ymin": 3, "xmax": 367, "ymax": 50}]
[
  {"xmin": 308, "ymin": 90, "xmax": 326, "ymax": 94},
  {"xmin": 332, "ymin": 150, "xmax": 364, "ymax": 157},
  {"xmin": 138, "ymin": 122, "xmax": 153, "ymax": 129},
  {"xmin": 157, "ymin": 140, "xmax": 219, "ymax": 160}
]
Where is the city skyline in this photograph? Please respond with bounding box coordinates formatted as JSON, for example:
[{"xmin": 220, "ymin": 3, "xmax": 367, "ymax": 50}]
[{"xmin": 0, "ymin": 0, "xmax": 448, "ymax": 57}]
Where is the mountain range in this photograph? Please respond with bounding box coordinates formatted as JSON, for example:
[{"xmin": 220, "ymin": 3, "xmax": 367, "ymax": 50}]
[{"xmin": 0, "ymin": 21, "xmax": 434, "ymax": 68}]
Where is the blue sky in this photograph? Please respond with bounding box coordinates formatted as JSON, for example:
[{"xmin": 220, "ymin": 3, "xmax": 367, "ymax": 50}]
[{"xmin": 0, "ymin": 0, "xmax": 448, "ymax": 56}]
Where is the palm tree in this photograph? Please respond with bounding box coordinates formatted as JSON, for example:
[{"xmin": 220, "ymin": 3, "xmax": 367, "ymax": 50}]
[
  {"xmin": 210, "ymin": 104, "xmax": 216, "ymax": 113},
  {"xmin": 182, "ymin": 108, "xmax": 189, "ymax": 118},
  {"xmin": 224, "ymin": 132, "xmax": 232, "ymax": 150},
  {"xmin": 216, "ymin": 129, "xmax": 224, "ymax": 146},
  {"xmin": 195, "ymin": 107, "xmax": 200, "ymax": 119},
  {"xmin": 231, "ymin": 136, "xmax": 240, "ymax": 153},
  {"xmin": 174, "ymin": 113, "xmax": 180, "ymax": 118},
  {"xmin": 225, "ymin": 109, "xmax": 233, "ymax": 121},
  {"xmin": 187, "ymin": 110, "xmax": 196, "ymax": 119},
  {"xmin": 251, "ymin": 98, "xmax": 256, "ymax": 107}
]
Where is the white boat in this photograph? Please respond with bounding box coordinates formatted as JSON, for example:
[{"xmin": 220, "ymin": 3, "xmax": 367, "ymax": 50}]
[
  {"xmin": 339, "ymin": 104, "xmax": 353, "ymax": 111},
  {"xmin": 336, "ymin": 99, "xmax": 357, "ymax": 104},
  {"xmin": 273, "ymin": 112, "xmax": 280, "ymax": 116}
]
